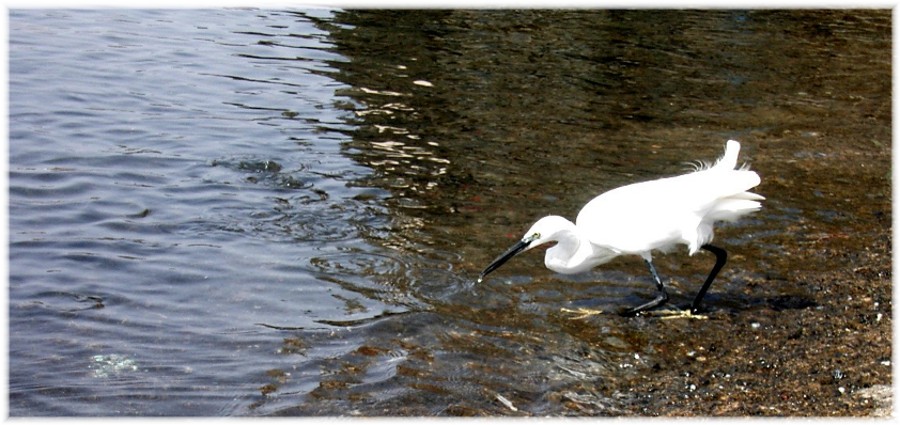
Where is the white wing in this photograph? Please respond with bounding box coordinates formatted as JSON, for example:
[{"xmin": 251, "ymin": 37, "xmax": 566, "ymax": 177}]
[{"xmin": 576, "ymin": 141, "xmax": 763, "ymax": 255}]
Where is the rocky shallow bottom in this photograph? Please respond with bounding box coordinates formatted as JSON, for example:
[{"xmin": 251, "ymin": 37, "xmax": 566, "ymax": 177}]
[{"xmin": 552, "ymin": 231, "xmax": 892, "ymax": 417}]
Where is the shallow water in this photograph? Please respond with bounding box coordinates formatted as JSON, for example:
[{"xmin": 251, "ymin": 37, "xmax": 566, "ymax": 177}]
[{"xmin": 8, "ymin": 9, "xmax": 890, "ymax": 416}]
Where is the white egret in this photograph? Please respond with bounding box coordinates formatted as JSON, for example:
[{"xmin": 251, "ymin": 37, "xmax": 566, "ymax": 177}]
[{"xmin": 479, "ymin": 140, "xmax": 763, "ymax": 316}]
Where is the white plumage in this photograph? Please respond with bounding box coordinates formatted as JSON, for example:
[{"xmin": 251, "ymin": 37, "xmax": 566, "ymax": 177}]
[{"xmin": 479, "ymin": 140, "xmax": 763, "ymax": 315}]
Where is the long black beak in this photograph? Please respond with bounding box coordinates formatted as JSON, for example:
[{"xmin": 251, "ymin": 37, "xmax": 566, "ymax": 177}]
[{"xmin": 478, "ymin": 236, "xmax": 535, "ymax": 282}]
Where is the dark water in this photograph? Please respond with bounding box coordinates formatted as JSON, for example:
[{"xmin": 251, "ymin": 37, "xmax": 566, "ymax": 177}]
[{"xmin": 8, "ymin": 9, "xmax": 890, "ymax": 416}]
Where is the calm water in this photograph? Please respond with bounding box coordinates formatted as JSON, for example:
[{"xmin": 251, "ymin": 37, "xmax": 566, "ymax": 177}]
[{"xmin": 8, "ymin": 9, "xmax": 890, "ymax": 416}]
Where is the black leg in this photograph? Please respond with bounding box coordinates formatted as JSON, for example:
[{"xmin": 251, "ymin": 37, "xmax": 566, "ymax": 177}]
[
  {"xmin": 620, "ymin": 259, "xmax": 669, "ymax": 316},
  {"xmin": 691, "ymin": 244, "xmax": 728, "ymax": 314}
]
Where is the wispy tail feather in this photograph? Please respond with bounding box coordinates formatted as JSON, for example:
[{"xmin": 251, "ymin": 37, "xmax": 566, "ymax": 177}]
[
  {"xmin": 711, "ymin": 139, "xmax": 741, "ymax": 171},
  {"xmin": 699, "ymin": 142, "xmax": 764, "ymax": 221},
  {"xmin": 707, "ymin": 198, "xmax": 764, "ymax": 222}
]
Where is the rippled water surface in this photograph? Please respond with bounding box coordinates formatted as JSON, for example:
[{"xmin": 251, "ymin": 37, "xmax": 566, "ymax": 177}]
[{"xmin": 9, "ymin": 9, "xmax": 891, "ymax": 416}]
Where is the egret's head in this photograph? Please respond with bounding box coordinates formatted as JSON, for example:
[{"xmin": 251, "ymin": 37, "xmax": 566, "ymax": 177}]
[{"xmin": 478, "ymin": 216, "xmax": 568, "ymax": 282}]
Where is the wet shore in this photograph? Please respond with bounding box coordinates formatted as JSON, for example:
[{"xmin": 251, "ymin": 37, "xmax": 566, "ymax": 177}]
[{"xmin": 547, "ymin": 154, "xmax": 892, "ymax": 417}]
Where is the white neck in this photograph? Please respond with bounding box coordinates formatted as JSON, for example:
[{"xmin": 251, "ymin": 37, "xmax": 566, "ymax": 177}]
[{"xmin": 544, "ymin": 228, "xmax": 594, "ymax": 274}]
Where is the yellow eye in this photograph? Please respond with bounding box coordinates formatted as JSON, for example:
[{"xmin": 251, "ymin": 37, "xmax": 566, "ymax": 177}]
[{"xmin": 533, "ymin": 232, "xmax": 541, "ymax": 239}]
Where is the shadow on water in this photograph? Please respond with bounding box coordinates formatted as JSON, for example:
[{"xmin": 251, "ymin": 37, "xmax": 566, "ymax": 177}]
[{"xmin": 268, "ymin": 10, "xmax": 890, "ymax": 416}]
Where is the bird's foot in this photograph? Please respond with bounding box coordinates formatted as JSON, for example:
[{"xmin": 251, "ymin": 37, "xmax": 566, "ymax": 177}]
[
  {"xmin": 645, "ymin": 308, "xmax": 708, "ymax": 320},
  {"xmin": 560, "ymin": 307, "xmax": 604, "ymax": 319}
]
